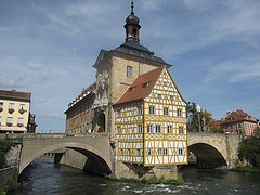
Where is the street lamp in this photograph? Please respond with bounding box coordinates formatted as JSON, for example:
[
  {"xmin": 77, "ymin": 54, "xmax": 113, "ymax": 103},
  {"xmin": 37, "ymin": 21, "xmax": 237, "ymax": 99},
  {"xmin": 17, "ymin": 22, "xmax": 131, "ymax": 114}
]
[{"xmin": 196, "ymin": 104, "xmax": 201, "ymax": 132}]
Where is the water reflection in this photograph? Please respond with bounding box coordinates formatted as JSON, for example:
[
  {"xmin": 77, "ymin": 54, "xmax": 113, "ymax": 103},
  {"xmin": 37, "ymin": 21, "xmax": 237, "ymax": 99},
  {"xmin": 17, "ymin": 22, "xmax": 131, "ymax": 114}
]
[{"xmin": 10, "ymin": 156, "xmax": 260, "ymax": 195}]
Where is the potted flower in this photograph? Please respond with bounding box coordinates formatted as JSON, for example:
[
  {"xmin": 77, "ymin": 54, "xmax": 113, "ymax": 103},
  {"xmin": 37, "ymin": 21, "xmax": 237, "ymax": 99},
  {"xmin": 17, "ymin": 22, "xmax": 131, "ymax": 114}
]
[
  {"xmin": 6, "ymin": 122, "xmax": 12, "ymax": 127},
  {"xmin": 9, "ymin": 108, "xmax": 14, "ymax": 114},
  {"xmin": 17, "ymin": 123, "xmax": 24, "ymax": 127},
  {"xmin": 98, "ymin": 127, "xmax": 104, "ymax": 132},
  {"xmin": 18, "ymin": 108, "xmax": 26, "ymax": 115}
]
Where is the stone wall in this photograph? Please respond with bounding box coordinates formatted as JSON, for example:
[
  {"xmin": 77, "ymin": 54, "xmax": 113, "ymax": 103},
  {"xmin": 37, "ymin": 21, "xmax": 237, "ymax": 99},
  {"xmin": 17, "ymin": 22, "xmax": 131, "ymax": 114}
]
[
  {"xmin": 0, "ymin": 167, "xmax": 17, "ymax": 188},
  {"xmin": 60, "ymin": 148, "xmax": 88, "ymax": 170},
  {"xmin": 5, "ymin": 144, "xmax": 22, "ymax": 167},
  {"xmin": 114, "ymin": 161, "xmax": 178, "ymax": 180}
]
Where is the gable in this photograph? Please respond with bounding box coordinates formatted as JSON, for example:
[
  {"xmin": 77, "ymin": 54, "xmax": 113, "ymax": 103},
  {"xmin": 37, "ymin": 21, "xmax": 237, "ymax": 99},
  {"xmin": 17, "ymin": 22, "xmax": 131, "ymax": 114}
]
[{"xmin": 145, "ymin": 67, "xmax": 187, "ymax": 106}]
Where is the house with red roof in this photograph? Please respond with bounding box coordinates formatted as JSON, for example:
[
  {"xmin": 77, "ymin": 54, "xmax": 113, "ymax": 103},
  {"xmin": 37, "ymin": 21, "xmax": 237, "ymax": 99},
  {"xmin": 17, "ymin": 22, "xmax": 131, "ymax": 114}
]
[
  {"xmin": 114, "ymin": 66, "xmax": 187, "ymax": 167},
  {"xmin": 220, "ymin": 109, "xmax": 259, "ymax": 135}
]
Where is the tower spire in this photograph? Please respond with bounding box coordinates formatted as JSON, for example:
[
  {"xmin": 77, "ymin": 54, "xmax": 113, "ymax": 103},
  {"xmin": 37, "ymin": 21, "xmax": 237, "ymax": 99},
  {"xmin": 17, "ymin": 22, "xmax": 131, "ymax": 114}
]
[{"xmin": 131, "ymin": 0, "xmax": 134, "ymax": 15}]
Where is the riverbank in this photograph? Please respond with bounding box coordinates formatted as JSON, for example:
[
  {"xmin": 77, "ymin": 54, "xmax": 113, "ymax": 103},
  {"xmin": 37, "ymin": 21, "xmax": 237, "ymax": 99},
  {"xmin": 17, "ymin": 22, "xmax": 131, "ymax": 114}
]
[
  {"xmin": 230, "ymin": 166, "xmax": 260, "ymax": 172},
  {"xmin": 105, "ymin": 173, "xmax": 184, "ymax": 185},
  {"xmin": 0, "ymin": 179, "xmax": 20, "ymax": 195}
]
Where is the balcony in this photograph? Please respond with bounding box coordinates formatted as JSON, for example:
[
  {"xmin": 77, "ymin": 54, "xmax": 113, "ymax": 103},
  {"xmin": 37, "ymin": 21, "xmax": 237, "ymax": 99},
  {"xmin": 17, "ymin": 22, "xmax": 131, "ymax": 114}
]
[{"xmin": 93, "ymin": 99, "xmax": 108, "ymax": 108}]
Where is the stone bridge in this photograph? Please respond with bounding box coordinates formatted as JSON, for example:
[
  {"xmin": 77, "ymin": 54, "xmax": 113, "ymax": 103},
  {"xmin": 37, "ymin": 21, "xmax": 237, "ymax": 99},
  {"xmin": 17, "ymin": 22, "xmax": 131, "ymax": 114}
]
[
  {"xmin": 1, "ymin": 132, "xmax": 242, "ymax": 175},
  {"xmin": 0, "ymin": 133, "xmax": 112, "ymax": 174},
  {"xmin": 187, "ymin": 132, "xmax": 242, "ymax": 168}
]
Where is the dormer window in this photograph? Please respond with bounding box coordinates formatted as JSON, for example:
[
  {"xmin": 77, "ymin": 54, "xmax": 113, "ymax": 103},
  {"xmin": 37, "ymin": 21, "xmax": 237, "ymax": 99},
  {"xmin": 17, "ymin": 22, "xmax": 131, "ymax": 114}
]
[{"xmin": 143, "ymin": 83, "xmax": 148, "ymax": 88}]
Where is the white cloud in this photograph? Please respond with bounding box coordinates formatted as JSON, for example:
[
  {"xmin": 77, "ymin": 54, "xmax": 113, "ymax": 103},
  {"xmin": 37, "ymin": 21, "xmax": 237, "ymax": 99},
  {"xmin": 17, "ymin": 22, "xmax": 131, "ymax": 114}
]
[{"xmin": 205, "ymin": 56, "xmax": 260, "ymax": 83}]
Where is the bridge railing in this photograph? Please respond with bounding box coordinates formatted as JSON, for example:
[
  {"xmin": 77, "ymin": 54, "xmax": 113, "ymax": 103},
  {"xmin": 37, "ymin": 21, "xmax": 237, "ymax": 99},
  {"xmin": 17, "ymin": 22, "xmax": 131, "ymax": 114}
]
[{"xmin": 0, "ymin": 132, "xmax": 109, "ymax": 140}]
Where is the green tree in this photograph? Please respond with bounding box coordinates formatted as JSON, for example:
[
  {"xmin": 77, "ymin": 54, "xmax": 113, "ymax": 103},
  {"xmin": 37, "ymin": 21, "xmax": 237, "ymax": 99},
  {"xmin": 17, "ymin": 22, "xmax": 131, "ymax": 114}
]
[{"xmin": 238, "ymin": 136, "xmax": 260, "ymax": 168}]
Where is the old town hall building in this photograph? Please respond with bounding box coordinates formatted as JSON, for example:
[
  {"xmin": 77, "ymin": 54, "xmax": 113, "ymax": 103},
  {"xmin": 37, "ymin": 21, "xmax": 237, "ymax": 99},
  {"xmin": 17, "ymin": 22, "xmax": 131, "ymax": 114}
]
[{"xmin": 65, "ymin": 1, "xmax": 187, "ymax": 179}]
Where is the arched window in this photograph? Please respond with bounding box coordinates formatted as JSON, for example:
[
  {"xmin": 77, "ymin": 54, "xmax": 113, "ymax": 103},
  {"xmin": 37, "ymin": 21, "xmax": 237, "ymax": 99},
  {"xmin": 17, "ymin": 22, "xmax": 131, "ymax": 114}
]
[{"xmin": 133, "ymin": 28, "xmax": 136, "ymax": 37}]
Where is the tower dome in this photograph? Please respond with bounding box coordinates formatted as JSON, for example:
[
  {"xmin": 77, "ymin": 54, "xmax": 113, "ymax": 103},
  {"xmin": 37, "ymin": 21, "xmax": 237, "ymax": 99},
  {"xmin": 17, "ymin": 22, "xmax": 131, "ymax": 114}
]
[{"xmin": 124, "ymin": 1, "xmax": 141, "ymax": 42}]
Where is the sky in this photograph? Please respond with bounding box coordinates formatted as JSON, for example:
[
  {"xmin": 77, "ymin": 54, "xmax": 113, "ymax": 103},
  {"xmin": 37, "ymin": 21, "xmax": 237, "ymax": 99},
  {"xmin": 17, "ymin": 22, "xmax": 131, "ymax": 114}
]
[{"xmin": 0, "ymin": 0, "xmax": 259, "ymax": 133}]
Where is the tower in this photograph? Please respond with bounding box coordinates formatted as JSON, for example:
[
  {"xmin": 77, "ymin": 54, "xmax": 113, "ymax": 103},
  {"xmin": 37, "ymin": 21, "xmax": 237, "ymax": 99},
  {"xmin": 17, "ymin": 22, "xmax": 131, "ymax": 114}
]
[{"xmin": 124, "ymin": 1, "xmax": 141, "ymax": 42}]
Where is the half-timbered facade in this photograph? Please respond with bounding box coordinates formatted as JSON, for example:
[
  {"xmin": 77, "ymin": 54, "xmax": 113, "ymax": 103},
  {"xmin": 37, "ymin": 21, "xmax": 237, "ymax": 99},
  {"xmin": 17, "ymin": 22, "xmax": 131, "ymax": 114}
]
[{"xmin": 114, "ymin": 66, "xmax": 187, "ymax": 166}]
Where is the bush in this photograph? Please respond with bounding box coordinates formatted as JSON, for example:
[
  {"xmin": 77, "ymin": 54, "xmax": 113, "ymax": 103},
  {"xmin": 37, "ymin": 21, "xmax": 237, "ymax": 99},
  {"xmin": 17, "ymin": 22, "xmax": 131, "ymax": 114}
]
[
  {"xmin": 238, "ymin": 136, "xmax": 260, "ymax": 169},
  {"xmin": 0, "ymin": 137, "xmax": 15, "ymax": 168}
]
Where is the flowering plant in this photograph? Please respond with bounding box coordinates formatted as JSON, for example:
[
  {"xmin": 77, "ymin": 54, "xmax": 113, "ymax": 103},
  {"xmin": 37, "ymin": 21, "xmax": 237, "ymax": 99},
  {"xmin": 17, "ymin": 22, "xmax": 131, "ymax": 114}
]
[
  {"xmin": 17, "ymin": 123, "xmax": 24, "ymax": 127},
  {"xmin": 9, "ymin": 108, "xmax": 14, "ymax": 114},
  {"xmin": 6, "ymin": 122, "xmax": 12, "ymax": 127},
  {"xmin": 18, "ymin": 109, "xmax": 26, "ymax": 114}
]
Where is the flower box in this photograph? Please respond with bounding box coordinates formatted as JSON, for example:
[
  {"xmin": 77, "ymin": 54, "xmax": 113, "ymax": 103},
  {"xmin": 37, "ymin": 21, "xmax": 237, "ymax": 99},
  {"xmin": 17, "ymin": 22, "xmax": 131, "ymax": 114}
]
[
  {"xmin": 6, "ymin": 122, "xmax": 12, "ymax": 127},
  {"xmin": 9, "ymin": 108, "xmax": 14, "ymax": 114},
  {"xmin": 18, "ymin": 109, "xmax": 26, "ymax": 115},
  {"xmin": 17, "ymin": 123, "xmax": 24, "ymax": 127}
]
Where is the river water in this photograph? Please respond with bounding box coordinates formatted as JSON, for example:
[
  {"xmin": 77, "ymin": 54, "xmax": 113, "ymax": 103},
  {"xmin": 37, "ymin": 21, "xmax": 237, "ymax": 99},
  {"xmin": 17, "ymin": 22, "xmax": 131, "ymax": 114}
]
[{"xmin": 10, "ymin": 156, "xmax": 260, "ymax": 195}]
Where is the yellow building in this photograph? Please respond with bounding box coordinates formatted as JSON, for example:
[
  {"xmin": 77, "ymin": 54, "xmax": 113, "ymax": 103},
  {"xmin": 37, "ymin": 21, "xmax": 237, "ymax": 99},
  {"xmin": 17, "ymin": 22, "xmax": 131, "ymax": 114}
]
[
  {"xmin": 114, "ymin": 66, "xmax": 187, "ymax": 166},
  {"xmin": 0, "ymin": 90, "xmax": 31, "ymax": 133}
]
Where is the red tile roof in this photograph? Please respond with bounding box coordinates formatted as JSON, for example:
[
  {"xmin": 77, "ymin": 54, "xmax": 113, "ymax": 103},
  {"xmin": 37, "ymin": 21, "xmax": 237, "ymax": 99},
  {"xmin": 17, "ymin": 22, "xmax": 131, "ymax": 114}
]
[
  {"xmin": 114, "ymin": 66, "xmax": 165, "ymax": 105},
  {"xmin": 221, "ymin": 109, "xmax": 257, "ymax": 124}
]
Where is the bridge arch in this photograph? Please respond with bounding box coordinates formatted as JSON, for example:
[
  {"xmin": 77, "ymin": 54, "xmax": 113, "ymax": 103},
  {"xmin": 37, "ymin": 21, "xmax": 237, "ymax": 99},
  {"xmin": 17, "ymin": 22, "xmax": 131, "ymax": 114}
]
[
  {"xmin": 188, "ymin": 143, "xmax": 227, "ymax": 168},
  {"xmin": 19, "ymin": 138, "xmax": 112, "ymax": 175}
]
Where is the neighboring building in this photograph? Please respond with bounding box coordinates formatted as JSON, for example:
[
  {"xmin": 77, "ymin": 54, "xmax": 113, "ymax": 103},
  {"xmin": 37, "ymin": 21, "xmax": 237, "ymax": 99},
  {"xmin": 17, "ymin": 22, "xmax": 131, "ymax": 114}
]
[
  {"xmin": 114, "ymin": 66, "xmax": 187, "ymax": 166},
  {"xmin": 0, "ymin": 89, "xmax": 31, "ymax": 133},
  {"xmin": 27, "ymin": 114, "xmax": 37, "ymax": 133},
  {"xmin": 220, "ymin": 109, "xmax": 259, "ymax": 135},
  {"xmin": 65, "ymin": 84, "xmax": 95, "ymax": 133}
]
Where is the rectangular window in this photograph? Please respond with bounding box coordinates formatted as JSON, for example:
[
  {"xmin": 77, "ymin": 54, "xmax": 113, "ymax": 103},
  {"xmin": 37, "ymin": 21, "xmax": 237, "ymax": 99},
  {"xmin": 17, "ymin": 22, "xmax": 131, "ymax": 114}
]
[
  {"xmin": 179, "ymin": 127, "xmax": 184, "ymax": 134},
  {"xmin": 128, "ymin": 149, "xmax": 130, "ymax": 156},
  {"xmin": 120, "ymin": 149, "xmax": 123, "ymax": 155},
  {"xmin": 148, "ymin": 148, "xmax": 152, "ymax": 155},
  {"xmin": 17, "ymin": 118, "xmax": 24, "ymax": 123},
  {"xmin": 179, "ymin": 148, "xmax": 183, "ymax": 155},
  {"xmin": 156, "ymin": 125, "xmax": 161, "ymax": 133},
  {"xmin": 138, "ymin": 106, "xmax": 142, "ymax": 115},
  {"xmin": 164, "ymin": 148, "xmax": 168, "ymax": 155},
  {"xmin": 158, "ymin": 148, "xmax": 162, "ymax": 155},
  {"xmin": 147, "ymin": 125, "xmax": 153, "ymax": 133},
  {"xmin": 127, "ymin": 66, "xmax": 132, "ymax": 78},
  {"xmin": 149, "ymin": 106, "xmax": 155, "ymax": 115},
  {"xmin": 0, "ymin": 102, "xmax": 3, "ymax": 108},
  {"xmin": 164, "ymin": 82, "xmax": 167, "ymax": 87},
  {"xmin": 7, "ymin": 117, "xmax": 13, "ymax": 123},
  {"xmin": 177, "ymin": 108, "xmax": 182, "ymax": 117},
  {"xmin": 19, "ymin": 104, "xmax": 25, "ymax": 109},
  {"xmin": 9, "ymin": 103, "xmax": 14, "ymax": 109},
  {"xmin": 168, "ymin": 126, "xmax": 172, "ymax": 134},
  {"xmin": 137, "ymin": 149, "xmax": 141, "ymax": 156},
  {"xmin": 116, "ymin": 109, "xmax": 120, "ymax": 117},
  {"xmin": 158, "ymin": 94, "xmax": 161, "ymax": 99},
  {"xmin": 117, "ymin": 127, "xmax": 120, "ymax": 134},
  {"xmin": 138, "ymin": 125, "xmax": 142, "ymax": 133},
  {"xmin": 164, "ymin": 107, "xmax": 169, "ymax": 116},
  {"xmin": 170, "ymin": 96, "xmax": 173, "ymax": 101}
]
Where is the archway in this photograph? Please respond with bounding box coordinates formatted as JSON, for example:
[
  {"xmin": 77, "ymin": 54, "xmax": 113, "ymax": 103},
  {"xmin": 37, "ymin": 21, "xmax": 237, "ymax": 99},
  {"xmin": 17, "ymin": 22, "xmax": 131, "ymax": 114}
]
[
  {"xmin": 188, "ymin": 143, "xmax": 227, "ymax": 169},
  {"xmin": 19, "ymin": 142, "xmax": 111, "ymax": 175},
  {"xmin": 99, "ymin": 112, "xmax": 105, "ymax": 132}
]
